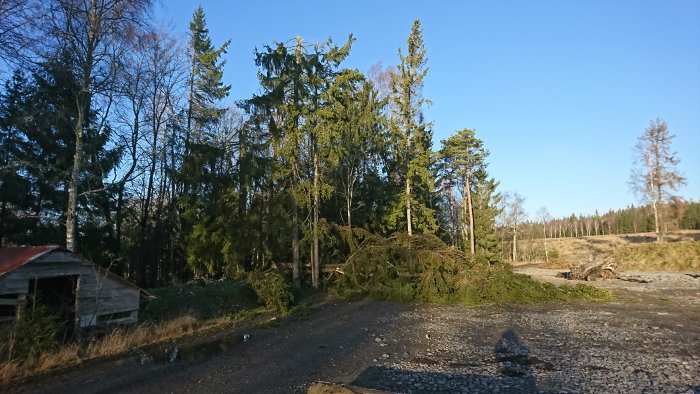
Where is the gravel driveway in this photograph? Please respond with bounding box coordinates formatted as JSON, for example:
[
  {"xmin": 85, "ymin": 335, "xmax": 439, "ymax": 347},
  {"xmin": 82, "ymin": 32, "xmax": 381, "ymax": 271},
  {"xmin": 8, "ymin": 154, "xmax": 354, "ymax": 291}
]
[
  {"xmin": 7, "ymin": 272, "xmax": 700, "ymax": 393},
  {"xmin": 352, "ymin": 292, "xmax": 699, "ymax": 393}
]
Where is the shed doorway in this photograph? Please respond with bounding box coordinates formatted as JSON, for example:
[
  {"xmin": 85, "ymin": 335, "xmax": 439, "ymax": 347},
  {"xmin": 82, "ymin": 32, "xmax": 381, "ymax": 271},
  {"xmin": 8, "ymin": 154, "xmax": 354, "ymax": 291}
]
[{"xmin": 27, "ymin": 275, "xmax": 79, "ymax": 338}]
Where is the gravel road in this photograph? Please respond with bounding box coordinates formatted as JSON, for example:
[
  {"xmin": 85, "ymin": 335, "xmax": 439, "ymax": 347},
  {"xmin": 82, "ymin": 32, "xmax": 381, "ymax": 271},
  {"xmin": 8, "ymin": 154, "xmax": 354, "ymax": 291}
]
[{"xmin": 7, "ymin": 272, "xmax": 700, "ymax": 393}]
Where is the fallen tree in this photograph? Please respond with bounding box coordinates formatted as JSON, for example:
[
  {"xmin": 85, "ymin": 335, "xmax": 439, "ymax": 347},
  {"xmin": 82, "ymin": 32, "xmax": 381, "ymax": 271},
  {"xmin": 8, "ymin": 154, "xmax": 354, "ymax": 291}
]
[{"xmin": 334, "ymin": 233, "xmax": 611, "ymax": 304}]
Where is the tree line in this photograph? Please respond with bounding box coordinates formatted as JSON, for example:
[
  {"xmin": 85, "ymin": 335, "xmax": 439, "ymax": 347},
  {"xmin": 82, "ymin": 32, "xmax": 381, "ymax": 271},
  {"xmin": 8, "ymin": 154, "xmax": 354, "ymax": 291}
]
[
  {"xmin": 1, "ymin": 2, "xmax": 692, "ymax": 283},
  {"xmin": 522, "ymin": 200, "xmax": 700, "ymax": 240},
  {"xmin": 0, "ymin": 3, "xmax": 501, "ymax": 288}
]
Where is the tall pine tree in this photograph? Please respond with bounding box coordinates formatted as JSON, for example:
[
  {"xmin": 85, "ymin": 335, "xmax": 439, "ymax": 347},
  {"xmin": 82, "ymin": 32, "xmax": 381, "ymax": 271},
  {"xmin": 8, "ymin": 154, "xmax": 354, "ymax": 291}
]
[{"xmin": 438, "ymin": 129, "xmax": 486, "ymax": 255}]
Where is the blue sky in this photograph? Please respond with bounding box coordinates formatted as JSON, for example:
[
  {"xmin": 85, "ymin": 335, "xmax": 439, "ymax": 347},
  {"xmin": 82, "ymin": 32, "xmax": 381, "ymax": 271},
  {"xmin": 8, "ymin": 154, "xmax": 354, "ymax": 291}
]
[{"xmin": 157, "ymin": 0, "xmax": 700, "ymax": 219}]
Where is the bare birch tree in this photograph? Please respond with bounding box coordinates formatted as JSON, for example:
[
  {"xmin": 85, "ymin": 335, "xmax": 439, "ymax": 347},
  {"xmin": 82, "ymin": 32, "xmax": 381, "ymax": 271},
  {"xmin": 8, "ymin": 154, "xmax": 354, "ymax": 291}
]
[
  {"xmin": 537, "ymin": 207, "xmax": 551, "ymax": 263},
  {"xmin": 0, "ymin": 0, "xmax": 37, "ymax": 66},
  {"xmin": 502, "ymin": 192, "xmax": 526, "ymax": 262},
  {"xmin": 629, "ymin": 118, "xmax": 686, "ymax": 243},
  {"xmin": 38, "ymin": 0, "xmax": 153, "ymax": 252}
]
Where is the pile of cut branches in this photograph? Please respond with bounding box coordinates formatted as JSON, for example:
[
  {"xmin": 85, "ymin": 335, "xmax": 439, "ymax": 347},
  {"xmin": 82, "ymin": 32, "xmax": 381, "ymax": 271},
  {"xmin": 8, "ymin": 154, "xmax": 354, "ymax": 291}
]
[
  {"xmin": 336, "ymin": 233, "xmax": 470, "ymax": 302},
  {"xmin": 335, "ymin": 233, "xmax": 611, "ymax": 304}
]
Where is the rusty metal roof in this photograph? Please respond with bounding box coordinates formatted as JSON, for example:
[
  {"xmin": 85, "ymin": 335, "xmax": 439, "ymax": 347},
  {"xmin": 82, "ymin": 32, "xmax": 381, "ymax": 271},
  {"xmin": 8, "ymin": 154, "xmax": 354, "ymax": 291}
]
[
  {"xmin": 0, "ymin": 246, "xmax": 154, "ymax": 299},
  {"xmin": 0, "ymin": 245, "xmax": 60, "ymax": 276}
]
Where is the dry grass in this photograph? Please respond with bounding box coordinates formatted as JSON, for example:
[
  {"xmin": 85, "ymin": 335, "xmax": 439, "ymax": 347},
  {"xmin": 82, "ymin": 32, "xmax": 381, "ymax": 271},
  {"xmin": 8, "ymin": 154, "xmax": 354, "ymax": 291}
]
[
  {"xmin": 612, "ymin": 241, "xmax": 700, "ymax": 271},
  {"xmin": 85, "ymin": 315, "xmax": 200, "ymax": 358},
  {"xmin": 0, "ymin": 314, "xmax": 232, "ymax": 384},
  {"xmin": 527, "ymin": 230, "xmax": 700, "ymax": 271}
]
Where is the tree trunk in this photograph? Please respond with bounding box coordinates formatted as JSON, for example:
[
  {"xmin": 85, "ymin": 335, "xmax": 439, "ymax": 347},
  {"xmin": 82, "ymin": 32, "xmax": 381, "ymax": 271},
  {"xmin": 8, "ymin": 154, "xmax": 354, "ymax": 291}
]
[
  {"xmin": 448, "ymin": 184, "xmax": 455, "ymax": 247},
  {"xmin": 185, "ymin": 60, "xmax": 196, "ymax": 154},
  {"xmin": 512, "ymin": 228, "xmax": 517, "ymax": 262},
  {"xmin": 312, "ymin": 138, "xmax": 320, "ymax": 289},
  {"xmin": 406, "ymin": 130, "xmax": 412, "ymax": 236},
  {"xmin": 406, "ymin": 177, "xmax": 412, "ymax": 236},
  {"xmin": 66, "ymin": 105, "xmax": 86, "ymax": 252},
  {"xmin": 652, "ymin": 200, "xmax": 661, "ymax": 243},
  {"xmin": 464, "ymin": 176, "xmax": 475, "ymax": 255},
  {"xmin": 292, "ymin": 161, "xmax": 301, "ymax": 288},
  {"xmin": 0, "ymin": 200, "xmax": 6, "ymax": 247},
  {"xmin": 345, "ymin": 173, "xmax": 354, "ymax": 231},
  {"xmin": 238, "ymin": 125, "xmax": 247, "ymax": 219},
  {"xmin": 543, "ymin": 222, "xmax": 548, "ymax": 263},
  {"xmin": 346, "ymin": 193, "xmax": 352, "ymax": 230}
]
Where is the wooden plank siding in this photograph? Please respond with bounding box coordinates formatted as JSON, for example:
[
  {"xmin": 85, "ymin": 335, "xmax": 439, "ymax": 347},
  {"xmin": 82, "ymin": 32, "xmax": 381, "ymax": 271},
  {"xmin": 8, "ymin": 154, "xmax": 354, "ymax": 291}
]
[{"xmin": 0, "ymin": 251, "xmax": 140, "ymax": 327}]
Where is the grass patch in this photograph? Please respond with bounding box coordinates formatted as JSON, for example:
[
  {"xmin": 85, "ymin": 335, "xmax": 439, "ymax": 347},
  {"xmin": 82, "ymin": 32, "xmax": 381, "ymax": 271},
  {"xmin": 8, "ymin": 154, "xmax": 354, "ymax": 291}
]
[
  {"xmin": 336, "ymin": 233, "xmax": 610, "ymax": 305},
  {"xmin": 612, "ymin": 241, "xmax": 700, "ymax": 271}
]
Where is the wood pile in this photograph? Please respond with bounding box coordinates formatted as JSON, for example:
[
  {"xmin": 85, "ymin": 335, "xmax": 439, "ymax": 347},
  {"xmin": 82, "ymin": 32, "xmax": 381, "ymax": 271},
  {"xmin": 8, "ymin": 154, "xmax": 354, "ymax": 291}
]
[{"xmin": 558, "ymin": 257, "xmax": 619, "ymax": 281}]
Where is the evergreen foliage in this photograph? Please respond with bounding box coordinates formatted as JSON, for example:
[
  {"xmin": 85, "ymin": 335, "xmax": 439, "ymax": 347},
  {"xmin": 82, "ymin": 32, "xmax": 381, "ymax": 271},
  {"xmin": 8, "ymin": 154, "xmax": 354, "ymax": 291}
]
[
  {"xmin": 247, "ymin": 271, "xmax": 295, "ymax": 313},
  {"xmin": 386, "ymin": 19, "xmax": 437, "ymax": 235},
  {"xmin": 186, "ymin": 5, "xmax": 231, "ymax": 141},
  {"xmin": 10, "ymin": 305, "xmax": 60, "ymax": 361},
  {"xmin": 473, "ymin": 176, "xmax": 502, "ymax": 264},
  {"xmin": 438, "ymin": 129, "xmax": 501, "ymax": 263},
  {"xmin": 179, "ymin": 6, "xmax": 235, "ymax": 279},
  {"xmin": 140, "ymin": 280, "xmax": 257, "ymax": 322},
  {"xmin": 335, "ymin": 233, "xmax": 610, "ymax": 304}
]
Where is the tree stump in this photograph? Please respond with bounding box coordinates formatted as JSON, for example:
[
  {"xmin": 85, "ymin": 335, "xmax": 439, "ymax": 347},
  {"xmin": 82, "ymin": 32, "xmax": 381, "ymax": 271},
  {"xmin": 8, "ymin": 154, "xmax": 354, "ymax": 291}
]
[{"xmin": 558, "ymin": 257, "xmax": 619, "ymax": 281}]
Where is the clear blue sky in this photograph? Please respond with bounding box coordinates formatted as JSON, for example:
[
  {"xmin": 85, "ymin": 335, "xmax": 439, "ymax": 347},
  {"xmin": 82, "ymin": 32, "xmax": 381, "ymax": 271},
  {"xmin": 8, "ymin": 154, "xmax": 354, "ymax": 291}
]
[{"xmin": 157, "ymin": 0, "xmax": 700, "ymax": 219}]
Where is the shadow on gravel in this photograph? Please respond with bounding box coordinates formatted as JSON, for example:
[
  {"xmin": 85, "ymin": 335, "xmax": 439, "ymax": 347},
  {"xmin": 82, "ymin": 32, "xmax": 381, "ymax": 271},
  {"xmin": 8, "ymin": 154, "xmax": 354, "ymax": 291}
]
[
  {"xmin": 352, "ymin": 330, "xmax": 545, "ymax": 393},
  {"xmin": 495, "ymin": 330, "xmax": 538, "ymax": 390}
]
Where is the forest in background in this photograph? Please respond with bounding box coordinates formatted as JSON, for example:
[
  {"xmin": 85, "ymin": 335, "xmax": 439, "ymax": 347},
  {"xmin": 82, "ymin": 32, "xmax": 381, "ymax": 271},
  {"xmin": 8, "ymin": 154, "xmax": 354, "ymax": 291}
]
[{"xmin": 0, "ymin": 2, "xmax": 696, "ymax": 288}]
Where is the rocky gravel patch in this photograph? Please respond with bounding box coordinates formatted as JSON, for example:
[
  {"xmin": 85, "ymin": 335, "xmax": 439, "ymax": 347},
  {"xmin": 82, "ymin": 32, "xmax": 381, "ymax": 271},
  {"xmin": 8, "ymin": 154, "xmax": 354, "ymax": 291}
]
[
  {"xmin": 351, "ymin": 294, "xmax": 699, "ymax": 393},
  {"xmin": 517, "ymin": 267, "xmax": 700, "ymax": 300}
]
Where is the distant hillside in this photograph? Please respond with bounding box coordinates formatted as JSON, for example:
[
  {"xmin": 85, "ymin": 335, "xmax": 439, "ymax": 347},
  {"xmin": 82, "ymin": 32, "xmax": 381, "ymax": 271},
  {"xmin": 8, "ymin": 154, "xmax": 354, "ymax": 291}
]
[{"xmin": 523, "ymin": 230, "xmax": 700, "ymax": 271}]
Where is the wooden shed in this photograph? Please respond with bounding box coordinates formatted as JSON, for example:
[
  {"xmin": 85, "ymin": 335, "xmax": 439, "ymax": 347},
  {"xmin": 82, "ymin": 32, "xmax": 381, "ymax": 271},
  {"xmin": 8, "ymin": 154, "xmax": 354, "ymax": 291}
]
[{"xmin": 0, "ymin": 246, "xmax": 153, "ymax": 332}]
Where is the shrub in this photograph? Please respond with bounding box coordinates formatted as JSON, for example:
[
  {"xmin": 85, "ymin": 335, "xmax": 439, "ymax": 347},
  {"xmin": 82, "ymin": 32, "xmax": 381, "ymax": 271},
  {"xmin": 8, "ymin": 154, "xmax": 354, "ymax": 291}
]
[
  {"xmin": 548, "ymin": 249, "xmax": 560, "ymax": 259},
  {"xmin": 247, "ymin": 271, "xmax": 294, "ymax": 313},
  {"xmin": 10, "ymin": 305, "xmax": 60, "ymax": 361}
]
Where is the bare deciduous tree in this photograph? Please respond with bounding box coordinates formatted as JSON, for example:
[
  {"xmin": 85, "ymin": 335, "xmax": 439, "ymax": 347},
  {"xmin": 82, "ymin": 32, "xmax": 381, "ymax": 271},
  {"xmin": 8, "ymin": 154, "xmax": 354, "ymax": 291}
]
[
  {"xmin": 502, "ymin": 192, "xmax": 526, "ymax": 262},
  {"xmin": 0, "ymin": 0, "xmax": 37, "ymax": 66},
  {"xmin": 537, "ymin": 207, "xmax": 551, "ymax": 263},
  {"xmin": 629, "ymin": 118, "xmax": 686, "ymax": 243},
  {"xmin": 39, "ymin": 0, "xmax": 153, "ymax": 252}
]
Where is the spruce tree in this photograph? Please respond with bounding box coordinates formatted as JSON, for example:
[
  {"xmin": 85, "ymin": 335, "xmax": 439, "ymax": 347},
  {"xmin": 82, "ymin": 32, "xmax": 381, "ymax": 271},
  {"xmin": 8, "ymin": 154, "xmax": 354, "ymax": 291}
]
[
  {"xmin": 180, "ymin": 6, "xmax": 232, "ymax": 280},
  {"xmin": 186, "ymin": 5, "xmax": 231, "ymax": 146},
  {"xmin": 388, "ymin": 19, "xmax": 436, "ymax": 235},
  {"xmin": 472, "ymin": 174, "xmax": 502, "ymax": 264},
  {"xmin": 0, "ymin": 72, "xmax": 33, "ymax": 246}
]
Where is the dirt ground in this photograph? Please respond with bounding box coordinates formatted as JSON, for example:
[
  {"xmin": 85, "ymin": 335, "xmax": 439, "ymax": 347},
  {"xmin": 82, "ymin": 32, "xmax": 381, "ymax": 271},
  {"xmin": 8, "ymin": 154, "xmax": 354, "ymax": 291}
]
[{"xmin": 5, "ymin": 269, "xmax": 700, "ymax": 393}]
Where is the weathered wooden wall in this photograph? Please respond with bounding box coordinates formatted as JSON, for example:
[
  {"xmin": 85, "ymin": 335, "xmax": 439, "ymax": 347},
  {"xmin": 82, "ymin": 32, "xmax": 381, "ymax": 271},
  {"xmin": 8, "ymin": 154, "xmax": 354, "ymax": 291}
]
[{"xmin": 0, "ymin": 251, "xmax": 140, "ymax": 327}]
